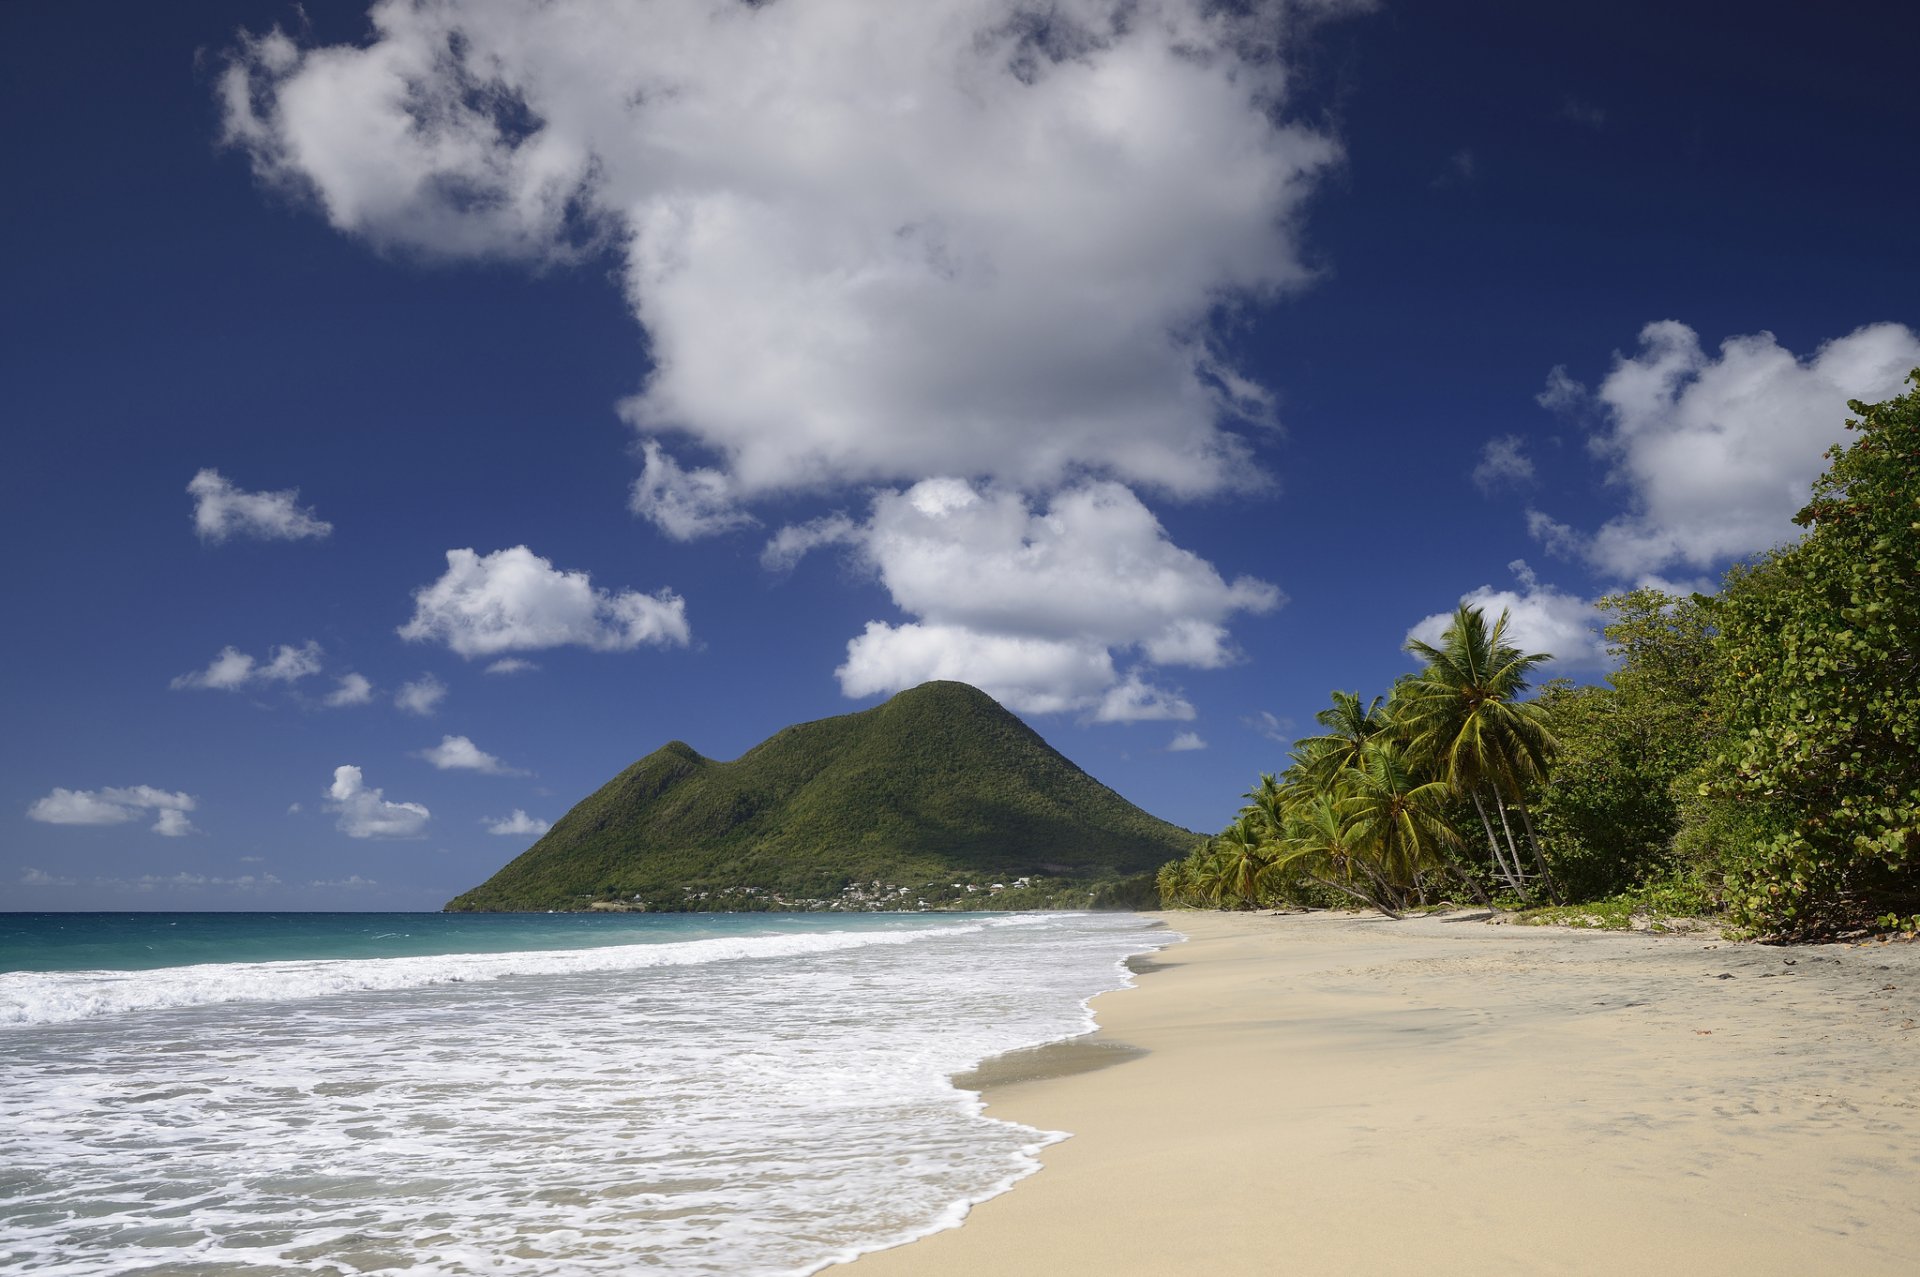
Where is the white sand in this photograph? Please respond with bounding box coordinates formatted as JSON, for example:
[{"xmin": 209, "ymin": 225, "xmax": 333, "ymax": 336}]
[{"xmin": 836, "ymin": 911, "xmax": 1920, "ymax": 1275}]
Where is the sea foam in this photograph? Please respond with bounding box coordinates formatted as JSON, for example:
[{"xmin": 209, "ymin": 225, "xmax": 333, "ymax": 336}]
[
  {"xmin": 0, "ymin": 916, "xmax": 1042, "ymax": 1027},
  {"xmin": 0, "ymin": 912, "xmax": 1170, "ymax": 1276}
]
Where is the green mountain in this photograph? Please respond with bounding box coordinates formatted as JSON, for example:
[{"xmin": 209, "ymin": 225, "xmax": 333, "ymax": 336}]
[{"xmin": 445, "ymin": 681, "xmax": 1197, "ymax": 912}]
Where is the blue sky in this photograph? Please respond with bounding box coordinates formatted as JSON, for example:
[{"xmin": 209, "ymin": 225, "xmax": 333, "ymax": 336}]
[{"xmin": 5, "ymin": 0, "xmax": 1916, "ymax": 911}]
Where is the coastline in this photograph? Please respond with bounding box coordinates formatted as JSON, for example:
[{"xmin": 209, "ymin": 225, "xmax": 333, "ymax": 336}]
[{"xmin": 834, "ymin": 910, "xmax": 1920, "ymax": 1275}]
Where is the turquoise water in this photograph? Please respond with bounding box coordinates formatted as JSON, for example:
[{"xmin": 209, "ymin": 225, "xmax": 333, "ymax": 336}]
[
  {"xmin": 0, "ymin": 910, "xmax": 968, "ymax": 973},
  {"xmin": 0, "ymin": 909, "xmax": 1175, "ymax": 1275}
]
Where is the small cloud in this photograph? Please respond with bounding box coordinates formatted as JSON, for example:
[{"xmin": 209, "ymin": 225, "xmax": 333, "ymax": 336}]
[
  {"xmin": 188, "ymin": 468, "xmax": 332, "ymax": 543},
  {"xmin": 761, "ymin": 514, "xmax": 862, "ymax": 572},
  {"xmin": 394, "ymin": 673, "xmax": 447, "ymax": 716},
  {"xmin": 308, "ymin": 874, "xmax": 378, "ymax": 889},
  {"xmin": 1242, "ymin": 710, "xmax": 1292, "ymax": 742},
  {"xmin": 484, "ymin": 658, "xmax": 538, "ymax": 675},
  {"xmin": 1094, "ymin": 672, "xmax": 1196, "ymax": 724},
  {"xmin": 1536, "ymin": 365, "xmax": 1588, "ymax": 414},
  {"xmin": 239, "ymin": 854, "xmax": 266, "ymax": 862},
  {"xmin": 1559, "ymin": 95, "xmax": 1606, "ymax": 129},
  {"xmin": 1526, "ymin": 509, "xmax": 1586, "ymax": 559},
  {"xmin": 286, "ymin": 802, "xmax": 302, "ymax": 815},
  {"xmin": 1432, "ymin": 148, "xmax": 1475, "ymax": 188},
  {"xmin": 418, "ymin": 734, "xmax": 521, "ymax": 775},
  {"xmin": 19, "ymin": 867, "xmax": 77, "ymax": 887},
  {"xmin": 151, "ymin": 809, "xmax": 196, "ymax": 837},
  {"xmin": 1406, "ymin": 561, "xmax": 1608, "ymax": 670},
  {"xmin": 172, "ymin": 641, "xmax": 323, "ymax": 692},
  {"xmin": 325, "ymin": 765, "xmax": 430, "ymax": 839},
  {"xmin": 630, "ymin": 440, "xmax": 759, "ymax": 541},
  {"xmin": 485, "ymin": 809, "xmax": 552, "ymax": 837},
  {"xmin": 1167, "ymin": 731, "xmax": 1207, "ymax": 752},
  {"xmin": 27, "ymin": 785, "xmax": 199, "ymax": 835},
  {"xmin": 400, "ymin": 546, "xmax": 689, "ymax": 658},
  {"xmin": 324, "ymin": 672, "xmax": 374, "ymax": 707},
  {"xmin": 1472, "ymin": 435, "xmax": 1535, "ymax": 494}
]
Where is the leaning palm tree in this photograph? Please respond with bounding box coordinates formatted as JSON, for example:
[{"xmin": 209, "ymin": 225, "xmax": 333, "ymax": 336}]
[
  {"xmin": 1293, "ymin": 690, "xmax": 1389, "ymax": 791},
  {"xmin": 1400, "ymin": 604, "xmax": 1561, "ymax": 902},
  {"xmin": 1338, "ymin": 739, "xmax": 1462, "ymax": 904},
  {"xmin": 1269, "ymin": 788, "xmax": 1410, "ymax": 918},
  {"xmin": 1205, "ymin": 815, "xmax": 1273, "ymax": 909}
]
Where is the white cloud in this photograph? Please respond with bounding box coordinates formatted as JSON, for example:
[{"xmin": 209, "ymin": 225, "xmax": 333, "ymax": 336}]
[
  {"xmin": 324, "ymin": 672, "xmax": 374, "ymax": 707},
  {"xmin": 803, "ymin": 478, "xmax": 1274, "ymax": 717},
  {"xmin": 1406, "ymin": 561, "xmax": 1607, "ymax": 671},
  {"xmin": 1243, "ymin": 710, "xmax": 1293, "ymax": 741},
  {"xmin": 418, "ymin": 734, "xmax": 520, "ymax": 775},
  {"xmin": 485, "ymin": 809, "xmax": 552, "ymax": 837},
  {"xmin": 839, "ymin": 623, "xmax": 1119, "ymax": 716},
  {"xmin": 1095, "ymin": 671, "xmax": 1199, "ymax": 723},
  {"xmin": 1472, "ymin": 435, "xmax": 1534, "ymax": 493},
  {"xmin": 399, "ymin": 546, "xmax": 690, "ymax": 657},
  {"xmin": 484, "ymin": 658, "xmax": 538, "ymax": 675},
  {"xmin": 1539, "ymin": 321, "xmax": 1920, "ymax": 579},
  {"xmin": 1559, "ymin": 96, "xmax": 1606, "ymax": 130},
  {"xmin": 1167, "ymin": 730, "xmax": 1207, "ymax": 751},
  {"xmin": 19, "ymin": 868, "xmax": 282, "ymax": 891},
  {"xmin": 151, "ymin": 809, "xmax": 196, "ymax": 838},
  {"xmin": 27, "ymin": 785, "xmax": 199, "ymax": 836},
  {"xmin": 309, "ymin": 874, "xmax": 379, "ymax": 889},
  {"xmin": 220, "ymin": 0, "xmax": 1354, "ymax": 513},
  {"xmin": 1536, "ymin": 364, "xmax": 1587, "ymax": 413},
  {"xmin": 326, "ymin": 764, "xmax": 430, "ymax": 839},
  {"xmin": 187, "ymin": 468, "xmax": 332, "ymax": 542},
  {"xmin": 394, "ymin": 673, "xmax": 447, "ymax": 716},
  {"xmin": 1432, "ymin": 147, "xmax": 1476, "ymax": 188},
  {"xmin": 171, "ymin": 641, "xmax": 323, "ymax": 691},
  {"xmin": 761, "ymin": 514, "xmax": 863, "ymax": 573},
  {"xmin": 630, "ymin": 440, "xmax": 759, "ymax": 541},
  {"xmin": 1524, "ymin": 508, "xmax": 1584, "ymax": 559}
]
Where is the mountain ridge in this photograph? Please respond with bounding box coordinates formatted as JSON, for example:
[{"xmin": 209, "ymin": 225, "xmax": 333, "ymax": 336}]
[{"xmin": 446, "ymin": 681, "xmax": 1195, "ymax": 912}]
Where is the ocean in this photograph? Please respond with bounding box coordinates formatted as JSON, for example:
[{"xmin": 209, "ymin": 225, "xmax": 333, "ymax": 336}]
[{"xmin": 0, "ymin": 910, "xmax": 1173, "ymax": 1275}]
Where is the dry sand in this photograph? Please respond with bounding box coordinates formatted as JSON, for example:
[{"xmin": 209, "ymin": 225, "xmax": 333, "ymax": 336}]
[{"xmin": 835, "ymin": 910, "xmax": 1920, "ymax": 1276}]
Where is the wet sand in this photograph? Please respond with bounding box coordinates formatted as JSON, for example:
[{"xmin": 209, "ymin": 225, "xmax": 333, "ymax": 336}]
[{"xmin": 834, "ymin": 910, "xmax": 1920, "ymax": 1275}]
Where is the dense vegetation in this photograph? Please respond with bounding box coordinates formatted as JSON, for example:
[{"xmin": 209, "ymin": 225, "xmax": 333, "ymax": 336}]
[
  {"xmin": 447, "ymin": 680, "xmax": 1194, "ymax": 912},
  {"xmin": 1164, "ymin": 373, "xmax": 1920, "ymax": 940}
]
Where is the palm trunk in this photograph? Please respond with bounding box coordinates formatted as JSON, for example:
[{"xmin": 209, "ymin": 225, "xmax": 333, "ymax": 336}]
[
  {"xmin": 1492, "ymin": 791, "xmax": 1532, "ymax": 901},
  {"xmin": 1513, "ymin": 795, "xmax": 1561, "ymax": 903},
  {"xmin": 1471, "ymin": 789, "xmax": 1528, "ymax": 902},
  {"xmin": 1305, "ymin": 870, "xmax": 1404, "ymax": 920}
]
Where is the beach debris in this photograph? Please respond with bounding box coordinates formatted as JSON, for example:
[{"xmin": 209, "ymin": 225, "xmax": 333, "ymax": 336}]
[{"xmin": 1714, "ymin": 973, "xmax": 1735, "ymax": 979}]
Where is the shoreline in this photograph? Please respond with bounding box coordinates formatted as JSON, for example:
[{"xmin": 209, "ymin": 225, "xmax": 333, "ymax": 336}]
[{"xmin": 833, "ymin": 909, "xmax": 1920, "ymax": 1275}]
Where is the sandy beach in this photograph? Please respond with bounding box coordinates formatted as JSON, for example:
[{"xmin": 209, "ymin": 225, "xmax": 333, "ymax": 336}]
[{"xmin": 836, "ymin": 911, "xmax": 1920, "ymax": 1276}]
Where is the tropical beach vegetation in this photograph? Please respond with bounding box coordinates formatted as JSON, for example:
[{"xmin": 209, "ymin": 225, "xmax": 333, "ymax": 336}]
[{"xmin": 1162, "ymin": 374, "xmax": 1920, "ymax": 940}]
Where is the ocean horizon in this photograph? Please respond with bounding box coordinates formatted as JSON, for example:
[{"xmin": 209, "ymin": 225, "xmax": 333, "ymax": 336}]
[{"xmin": 1, "ymin": 909, "xmax": 1173, "ymax": 1275}]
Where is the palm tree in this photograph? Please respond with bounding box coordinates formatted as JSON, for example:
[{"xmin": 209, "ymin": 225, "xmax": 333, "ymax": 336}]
[
  {"xmin": 1204, "ymin": 816, "xmax": 1273, "ymax": 909},
  {"xmin": 1339, "ymin": 739, "xmax": 1461, "ymax": 903},
  {"xmin": 1271, "ymin": 788, "xmax": 1406, "ymax": 917},
  {"xmin": 1293, "ymin": 690, "xmax": 1389, "ymax": 791},
  {"xmin": 1401, "ymin": 604, "xmax": 1561, "ymax": 902}
]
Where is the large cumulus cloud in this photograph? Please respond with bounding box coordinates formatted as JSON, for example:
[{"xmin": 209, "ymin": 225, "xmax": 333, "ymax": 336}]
[{"xmin": 221, "ymin": 0, "xmax": 1352, "ymax": 515}]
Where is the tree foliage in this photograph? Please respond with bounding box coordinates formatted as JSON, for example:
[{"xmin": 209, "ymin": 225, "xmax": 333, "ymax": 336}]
[
  {"xmin": 1164, "ymin": 371, "xmax": 1920, "ymax": 940},
  {"xmin": 1687, "ymin": 373, "xmax": 1920, "ymax": 935}
]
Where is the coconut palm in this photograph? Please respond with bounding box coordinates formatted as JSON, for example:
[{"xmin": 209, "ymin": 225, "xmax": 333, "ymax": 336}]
[
  {"xmin": 1270, "ymin": 787, "xmax": 1406, "ymax": 917},
  {"xmin": 1401, "ymin": 604, "xmax": 1561, "ymax": 902},
  {"xmin": 1204, "ymin": 815, "xmax": 1273, "ymax": 908},
  {"xmin": 1338, "ymin": 739, "xmax": 1461, "ymax": 902},
  {"xmin": 1293, "ymin": 690, "xmax": 1390, "ymax": 791}
]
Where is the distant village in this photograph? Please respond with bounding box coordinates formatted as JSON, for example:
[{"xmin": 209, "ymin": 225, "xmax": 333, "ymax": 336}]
[{"xmin": 586, "ymin": 877, "xmax": 1042, "ymax": 913}]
